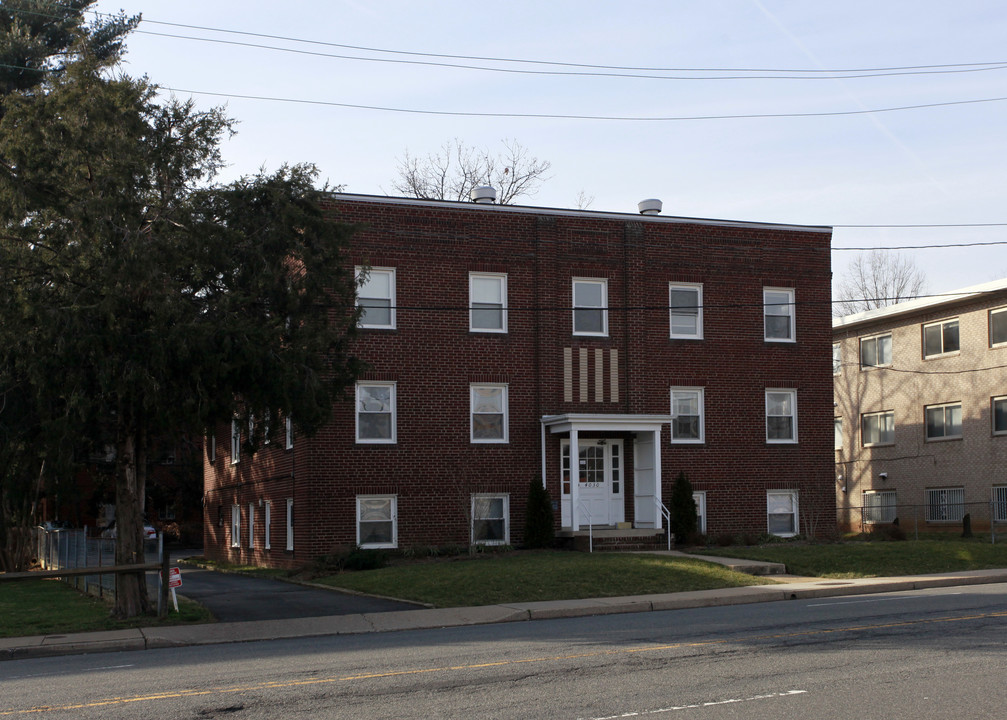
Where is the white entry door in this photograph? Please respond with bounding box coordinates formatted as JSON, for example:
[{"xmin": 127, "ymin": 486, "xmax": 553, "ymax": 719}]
[{"xmin": 561, "ymin": 440, "xmax": 624, "ymax": 527}]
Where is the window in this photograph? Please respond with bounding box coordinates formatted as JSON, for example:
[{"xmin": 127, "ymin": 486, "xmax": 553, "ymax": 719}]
[
  {"xmin": 860, "ymin": 333, "xmax": 893, "ymax": 368},
  {"xmin": 834, "ymin": 417, "xmax": 843, "ymax": 450},
  {"xmin": 472, "ymin": 494, "xmax": 509, "ymax": 545},
  {"xmin": 923, "ymin": 319, "xmax": 959, "ymax": 358},
  {"xmin": 670, "ymin": 387, "xmax": 705, "ymax": 443},
  {"xmin": 264, "ymin": 501, "xmax": 272, "ymax": 550},
  {"xmin": 669, "ymin": 283, "xmax": 703, "ymax": 339},
  {"xmin": 861, "ymin": 411, "xmax": 894, "ymax": 446},
  {"xmin": 470, "ymin": 273, "xmax": 507, "ymax": 332},
  {"xmin": 471, "ymin": 384, "xmax": 508, "ymax": 443},
  {"xmin": 355, "ymin": 266, "xmax": 395, "ymax": 329},
  {"xmin": 993, "ymin": 486, "xmax": 1007, "ymax": 523},
  {"xmin": 285, "ymin": 498, "xmax": 294, "ymax": 551},
  {"xmin": 209, "ymin": 434, "xmax": 216, "ymax": 463},
  {"xmin": 993, "ymin": 397, "xmax": 1007, "ymax": 435},
  {"xmin": 285, "ymin": 416, "xmax": 293, "ymax": 450},
  {"xmin": 764, "ymin": 288, "xmax": 795, "ymax": 342},
  {"xmin": 572, "ymin": 279, "xmax": 608, "ymax": 336},
  {"xmin": 248, "ymin": 503, "xmax": 255, "ymax": 549},
  {"xmin": 356, "ymin": 382, "xmax": 396, "ymax": 443},
  {"xmin": 693, "ymin": 491, "xmax": 707, "ymax": 534},
  {"xmin": 926, "ymin": 487, "xmax": 964, "ymax": 522},
  {"xmin": 767, "ymin": 491, "xmax": 798, "ymax": 537},
  {"xmin": 863, "ymin": 490, "xmax": 897, "ymax": 524},
  {"xmin": 230, "ymin": 420, "xmax": 241, "ymax": 464},
  {"xmin": 833, "ymin": 343, "xmax": 841, "ymax": 375},
  {"xmin": 230, "ymin": 505, "xmax": 240, "ymax": 548},
  {"xmin": 765, "ymin": 389, "xmax": 797, "ymax": 443},
  {"xmin": 925, "ymin": 402, "xmax": 962, "ymax": 440},
  {"xmin": 992, "ymin": 307, "xmax": 1007, "ymax": 348},
  {"xmin": 357, "ymin": 495, "xmax": 397, "ymax": 548}
]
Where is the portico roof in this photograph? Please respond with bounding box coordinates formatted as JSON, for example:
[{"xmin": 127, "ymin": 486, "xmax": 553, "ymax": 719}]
[{"xmin": 541, "ymin": 413, "xmax": 673, "ymax": 434}]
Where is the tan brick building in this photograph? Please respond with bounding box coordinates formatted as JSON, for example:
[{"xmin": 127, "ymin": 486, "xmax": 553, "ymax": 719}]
[{"xmin": 833, "ymin": 278, "xmax": 1007, "ymax": 533}]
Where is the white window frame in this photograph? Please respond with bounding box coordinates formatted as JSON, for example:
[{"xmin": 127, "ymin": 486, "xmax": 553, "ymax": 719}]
[
  {"xmin": 993, "ymin": 396, "xmax": 1007, "ymax": 436},
  {"xmin": 285, "ymin": 416, "xmax": 294, "ymax": 450},
  {"xmin": 356, "ymin": 382, "xmax": 397, "ymax": 444},
  {"xmin": 763, "ymin": 287, "xmax": 795, "ymax": 342},
  {"xmin": 469, "ymin": 273, "xmax": 507, "ymax": 333},
  {"xmin": 572, "ymin": 278, "xmax": 608, "ymax": 336},
  {"xmin": 692, "ymin": 491, "xmax": 707, "ymax": 534},
  {"xmin": 230, "ymin": 420, "xmax": 241, "ymax": 465},
  {"xmin": 834, "ymin": 417, "xmax": 843, "ymax": 451},
  {"xmin": 765, "ymin": 389, "xmax": 798, "ymax": 444},
  {"xmin": 860, "ymin": 333, "xmax": 893, "ymax": 368},
  {"xmin": 248, "ymin": 502, "xmax": 255, "ymax": 549},
  {"xmin": 670, "ymin": 387, "xmax": 705, "ymax": 444},
  {"xmin": 922, "ymin": 318, "xmax": 960, "ymax": 359},
  {"xmin": 470, "ymin": 384, "xmax": 509, "ymax": 443},
  {"xmin": 767, "ymin": 490, "xmax": 798, "ymax": 537},
  {"xmin": 925, "ymin": 402, "xmax": 962, "ymax": 441},
  {"xmin": 863, "ymin": 490, "xmax": 897, "ymax": 524},
  {"xmin": 991, "ymin": 307, "xmax": 1007, "ymax": 348},
  {"xmin": 926, "ymin": 487, "xmax": 964, "ymax": 522},
  {"xmin": 285, "ymin": 498, "xmax": 294, "ymax": 551},
  {"xmin": 264, "ymin": 500, "xmax": 272, "ymax": 550},
  {"xmin": 861, "ymin": 410, "xmax": 895, "ymax": 447},
  {"xmin": 230, "ymin": 505, "xmax": 240, "ymax": 548},
  {"xmin": 355, "ymin": 266, "xmax": 396, "ymax": 329},
  {"xmin": 992, "ymin": 486, "xmax": 1007, "ymax": 523},
  {"xmin": 471, "ymin": 493, "xmax": 510, "ymax": 545},
  {"xmin": 357, "ymin": 495, "xmax": 398, "ymax": 549},
  {"xmin": 669, "ymin": 283, "xmax": 703, "ymax": 340},
  {"xmin": 832, "ymin": 342, "xmax": 841, "ymax": 375}
]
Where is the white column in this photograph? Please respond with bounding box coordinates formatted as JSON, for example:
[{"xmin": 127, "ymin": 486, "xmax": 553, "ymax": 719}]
[{"xmin": 570, "ymin": 427, "xmax": 580, "ymax": 532}]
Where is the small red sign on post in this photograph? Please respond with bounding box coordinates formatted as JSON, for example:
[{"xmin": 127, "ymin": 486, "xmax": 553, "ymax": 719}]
[{"xmin": 168, "ymin": 566, "xmax": 182, "ymax": 588}]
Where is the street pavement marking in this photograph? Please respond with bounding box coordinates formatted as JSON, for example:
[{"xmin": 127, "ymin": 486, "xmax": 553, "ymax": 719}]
[
  {"xmin": 581, "ymin": 689, "xmax": 808, "ymax": 719},
  {"xmin": 4, "ymin": 610, "xmax": 1007, "ymax": 716}
]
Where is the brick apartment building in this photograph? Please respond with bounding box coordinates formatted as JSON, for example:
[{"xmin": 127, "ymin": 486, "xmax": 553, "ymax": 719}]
[
  {"xmin": 204, "ymin": 192, "xmax": 836, "ymax": 567},
  {"xmin": 833, "ymin": 278, "xmax": 1007, "ymax": 533}
]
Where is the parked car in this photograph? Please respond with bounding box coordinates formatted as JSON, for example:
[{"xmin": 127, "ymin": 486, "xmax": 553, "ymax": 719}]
[{"xmin": 100, "ymin": 520, "xmax": 157, "ymax": 540}]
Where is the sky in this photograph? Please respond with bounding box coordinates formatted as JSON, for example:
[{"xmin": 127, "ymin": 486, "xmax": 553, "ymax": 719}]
[{"xmin": 91, "ymin": 1, "xmax": 1007, "ymax": 298}]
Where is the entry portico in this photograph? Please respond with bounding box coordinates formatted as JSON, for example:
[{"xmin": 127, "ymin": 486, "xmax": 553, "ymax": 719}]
[{"xmin": 541, "ymin": 414, "xmax": 672, "ymax": 532}]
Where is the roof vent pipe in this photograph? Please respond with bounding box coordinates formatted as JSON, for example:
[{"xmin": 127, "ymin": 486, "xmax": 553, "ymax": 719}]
[
  {"xmin": 638, "ymin": 198, "xmax": 663, "ymax": 215},
  {"xmin": 471, "ymin": 186, "xmax": 497, "ymax": 204}
]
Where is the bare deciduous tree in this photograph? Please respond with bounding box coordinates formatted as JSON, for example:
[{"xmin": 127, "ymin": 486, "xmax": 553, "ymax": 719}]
[
  {"xmin": 392, "ymin": 139, "xmax": 551, "ymax": 205},
  {"xmin": 834, "ymin": 250, "xmax": 927, "ymax": 317}
]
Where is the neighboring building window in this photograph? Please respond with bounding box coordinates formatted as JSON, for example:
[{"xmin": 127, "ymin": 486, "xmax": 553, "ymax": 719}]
[
  {"xmin": 230, "ymin": 420, "xmax": 241, "ymax": 464},
  {"xmin": 993, "ymin": 486, "xmax": 1007, "ymax": 523},
  {"xmin": 860, "ymin": 333, "xmax": 893, "ymax": 368},
  {"xmin": 767, "ymin": 491, "xmax": 798, "ymax": 537},
  {"xmin": 472, "ymin": 494, "xmax": 509, "ymax": 545},
  {"xmin": 285, "ymin": 498, "xmax": 294, "ymax": 551},
  {"xmin": 763, "ymin": 287, "xmax": 795, "ymax": 342},
  {"xmin": 925, "ymin": 402, "xmax": 962, "ymax": 440},
  {"xmin": 765, "ymin": 389, "xmax": 797, "ymax": 443},
  {"xmin": 285, "ymin": 416, "xmax": 293, "ymax": 450},
  {"xmin": 923, "ymin": 319, "xmax": 959, "ymax": 358},
  {"xmin": 357, "ymin": 495, "xmax": 397, "ymax": 548},
  {"xmin": 356, "ymin": 382, "xmax": 396, "ymax": 443},
  {"xmin": 355, "ymin": 266, "xmax": 396, "ymax": 329},
  {"xmin": 926, "ymin": 487, "xmax": 965, "ymax": 522},
  {"xmin": 833, "ymin": 343, "xmax": 841, "ymax": 375},
  {"xmin": 669, "ymin": 283, "xmax": 703, "ymax": 339},
  {"xmin": 248, "ymin": 503, "xmax": 255, "ymax": 549},
  {"xmin": 471, "ymin": 384, "xmax": 508, "ymax": 443},
  {"xmin": 209, "ymin": 434, "xmax": 216, "ymax": 463},
  {"xmin": 670, "ymin": 387, "xmax": 705, "ymax": 444},
  {"xmin": 992, "ymin": 307, "xmax": 1007, "ymax": 347},
  {"xmin": 834, "ymin": 417, "xmax": 843, "ymax": 451},
  {"xmin": 862, "ymin": 411, "xmax": 895, "ymax": 446},
  {"xmin": 230, "ymin": 505, "xmax": 240, "ymax": 548},
  {"xmin": 693, "ymin": 491, "xmax": 707, "ymax": 534},
  {"xmin": 993, "ymin": 397, "xmax": 1007, "ymax": 435},
  {"xmin": 572, "ymin": 279, "xmax": 608, "ymax": 336},
  {"xmin": 470, "ymin": 273, "xmax": 507, "ymax": 332},
  {"xmin": 264, "ymin": 501, "xmax": 272, "ymax": 550},
  {"xmin": 863, "ymin": 490, "xmax": 897, "ymax": 524}
]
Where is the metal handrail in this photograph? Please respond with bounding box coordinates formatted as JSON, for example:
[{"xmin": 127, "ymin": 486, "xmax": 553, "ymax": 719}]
[
  {"xmin": 655, "ymin": 498, "xmax": 672, "ymax": 550},
  {"xmin": 577, "ymin": 502, "xmax": 594, "ymax": 553}
]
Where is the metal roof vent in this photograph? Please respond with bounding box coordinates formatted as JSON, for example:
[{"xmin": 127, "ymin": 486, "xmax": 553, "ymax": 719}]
[
  {"xmin": 471, "ymin": 186, "xmax": 497, "ymax": 204},
  {"xmin": 638, "ymin": 198, "xmax": 663, "ymax": 215}
]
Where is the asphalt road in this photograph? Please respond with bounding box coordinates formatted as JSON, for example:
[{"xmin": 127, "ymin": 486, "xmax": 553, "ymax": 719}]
[{"xmin": 4, "ymin": 582, "xmax": 1006, "ymax": 718}]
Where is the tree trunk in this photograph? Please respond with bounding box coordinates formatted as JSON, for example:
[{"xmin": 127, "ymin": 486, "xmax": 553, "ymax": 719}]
[{"xmin": 113, "ymin": 424, "xmax": 150, "ymax": 618}]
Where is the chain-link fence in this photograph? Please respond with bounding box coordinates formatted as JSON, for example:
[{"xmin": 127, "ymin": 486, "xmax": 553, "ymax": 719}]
[{"xmin": 837, "ymin": 500, "xmax": 1005, "ymax": 542}]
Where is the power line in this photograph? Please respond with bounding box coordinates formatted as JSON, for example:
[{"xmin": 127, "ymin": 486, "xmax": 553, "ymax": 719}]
[{"xmin": 833, "ymin": 240, "xmax": 1007, "ymax": 250}]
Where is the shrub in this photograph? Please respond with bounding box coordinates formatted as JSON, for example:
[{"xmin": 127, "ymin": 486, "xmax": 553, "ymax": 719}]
[
  {"xmin": 669, "ymin": 471, "xmax": 698, "ymax": 546},
  {"xmin": 524, "ymin": 477, "xmax": 555, "ymax": 549}
]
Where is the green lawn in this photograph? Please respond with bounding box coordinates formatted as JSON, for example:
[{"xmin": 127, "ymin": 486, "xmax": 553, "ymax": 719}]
[
  {"xmin": 314, "ymin": 550, "xmax": 774, "ymax": 607},
  {"xmin": 0, "ymin": 578, "xmax": 212, "ymax": 639}
]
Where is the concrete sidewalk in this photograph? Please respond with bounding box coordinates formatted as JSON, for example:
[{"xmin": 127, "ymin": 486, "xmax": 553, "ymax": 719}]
[{"xmin": 4, "ymin": 565, "xmax": 1007, "ymax": 661}]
